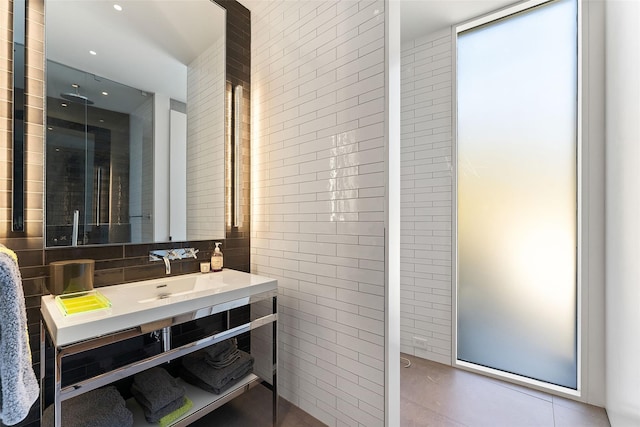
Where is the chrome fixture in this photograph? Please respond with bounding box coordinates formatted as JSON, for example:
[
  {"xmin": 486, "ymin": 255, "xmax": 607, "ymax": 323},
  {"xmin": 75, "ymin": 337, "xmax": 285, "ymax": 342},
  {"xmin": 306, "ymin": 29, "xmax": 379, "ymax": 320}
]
[
  {"xmin": 149, "ymin": 248, "xmax": 200, "ymax": 275},
  {"xmin": 60, "ymin": 84, "xmax": 95, "ymax": 105},
  {"xmin": 71, "ymin": 210, "xmax": 79, "ymax": 247},
  {"xmin": 184, "ymin": 248, "xmax": 199, "ymax": 259},
  {"xmin": 162, "ymin": 255, "xmax": 171, "ymax": 275}
]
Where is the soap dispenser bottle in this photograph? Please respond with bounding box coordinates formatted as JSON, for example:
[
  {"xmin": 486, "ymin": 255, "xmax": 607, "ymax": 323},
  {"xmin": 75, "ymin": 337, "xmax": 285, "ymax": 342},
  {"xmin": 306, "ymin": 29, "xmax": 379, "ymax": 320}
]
[{"xmin": 211, "ymin": 242, "xmax": 223, "ymax": 272}]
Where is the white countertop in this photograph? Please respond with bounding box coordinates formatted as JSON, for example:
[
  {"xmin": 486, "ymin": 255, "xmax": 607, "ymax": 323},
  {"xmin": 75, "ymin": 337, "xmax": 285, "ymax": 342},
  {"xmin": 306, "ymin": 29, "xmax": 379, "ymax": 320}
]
[{"xmin": 41, "ymin": 269, "xmax": 277, "ymax": 347}]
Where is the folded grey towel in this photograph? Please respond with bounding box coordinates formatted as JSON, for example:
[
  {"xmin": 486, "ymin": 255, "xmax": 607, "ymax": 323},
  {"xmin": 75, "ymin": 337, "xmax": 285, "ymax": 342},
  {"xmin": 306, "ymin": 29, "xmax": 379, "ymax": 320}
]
[
  {"xmin": 207, "ymin": 349, "xmax": 241, "ymax": 369},
  {"xmin": 181, "ymin": 350, "xmax": 254, "ymax": 394},
  {"xmin": 131, "ymin": 367, "xmax": 185, "ymax": 414},
  {"xmin": 0, "ymin": 250, "xmax": 39, "ymax": 426},
  {"xmin": 202, "ymin": 338, "xmax": 237, "ymax": 363},
  {"xmin": 42, "ymin": 386, "xmax": 133, "ymax": 427},
  {"xmin": 143, "ymin": 395, "xmax": 187, "ymax": 424},
  {"xmin": 181, "ymin": 364, "xmax": 252, "ymax": 395}
]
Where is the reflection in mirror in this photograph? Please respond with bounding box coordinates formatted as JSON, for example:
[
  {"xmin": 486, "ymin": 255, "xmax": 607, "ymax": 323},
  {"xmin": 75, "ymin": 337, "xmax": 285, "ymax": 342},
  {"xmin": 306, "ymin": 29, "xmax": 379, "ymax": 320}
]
[
  {"xmin": 46, "ymin": 64, "xmax": 152, "ymax": 246},
  {"xmin": 45, "ymin": 0, "xmax": 226, "ymax": 247}
]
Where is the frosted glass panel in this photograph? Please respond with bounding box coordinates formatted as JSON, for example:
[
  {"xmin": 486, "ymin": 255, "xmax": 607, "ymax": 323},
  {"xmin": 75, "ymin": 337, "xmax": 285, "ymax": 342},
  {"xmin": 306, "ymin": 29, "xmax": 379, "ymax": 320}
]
[{"xmin": 457, "ymin": 0, "xmax": 577, "ymax": 389}]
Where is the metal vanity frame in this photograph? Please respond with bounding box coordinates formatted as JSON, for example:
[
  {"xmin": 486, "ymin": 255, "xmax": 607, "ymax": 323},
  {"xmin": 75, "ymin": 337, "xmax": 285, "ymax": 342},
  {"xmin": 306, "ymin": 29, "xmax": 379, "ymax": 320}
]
[{"xmin": 40, "ymin": 290, "xmax": 278, "ymax": 427}]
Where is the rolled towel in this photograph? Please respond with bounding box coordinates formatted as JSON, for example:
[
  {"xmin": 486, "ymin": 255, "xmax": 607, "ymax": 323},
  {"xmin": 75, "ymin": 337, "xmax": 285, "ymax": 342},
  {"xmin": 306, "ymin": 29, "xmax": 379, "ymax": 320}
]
[
  {"xmin": 159, "ymin": 396, "xmax": 193, "ymax": 427},
  {"xmin": 42, "ymin": 386, "xmax": 132, "ymax": 427},
  {"xmin": 142, "ymin": 395, "xmax": 185, "ymax": 424},
  {"xmin": 130, "ymin": 367, "xmax": 185, "ymax": 414},
  {"xmin": 181, "ymin": 350, "xmax": 254, "ymax": 394}
]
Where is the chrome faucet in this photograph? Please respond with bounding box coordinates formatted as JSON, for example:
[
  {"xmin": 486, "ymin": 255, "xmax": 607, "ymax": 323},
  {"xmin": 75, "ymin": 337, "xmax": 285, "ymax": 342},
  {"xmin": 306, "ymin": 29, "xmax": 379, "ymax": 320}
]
[
  {"xmin": 149, "ymin": 248, "xmax": 199, "ymax": 275},
  {"xmin": 162, "ymin": 255, "xmax": 171, "ymax": 275}
]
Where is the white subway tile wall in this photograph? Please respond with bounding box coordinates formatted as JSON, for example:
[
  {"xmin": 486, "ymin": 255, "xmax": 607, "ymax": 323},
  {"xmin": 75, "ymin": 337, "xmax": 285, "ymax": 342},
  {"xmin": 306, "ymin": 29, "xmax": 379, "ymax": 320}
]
[
  {"xmin": 249, "ymin": 1, "xmax": 386, "ymax": 426},
  {"xmin": 400, "ymin": 28, "xmax": 453, "ymax": 364},
  {"xmin": 187, "ymin": 39, "xmax": 226, "ymax": 240}
]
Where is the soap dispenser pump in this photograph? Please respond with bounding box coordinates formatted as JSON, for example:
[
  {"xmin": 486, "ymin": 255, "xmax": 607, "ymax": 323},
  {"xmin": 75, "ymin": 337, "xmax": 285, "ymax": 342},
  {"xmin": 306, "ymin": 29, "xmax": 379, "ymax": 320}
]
[{"xmin": 211, "ymin": 242, "xmax": 223, "ymax": 272}]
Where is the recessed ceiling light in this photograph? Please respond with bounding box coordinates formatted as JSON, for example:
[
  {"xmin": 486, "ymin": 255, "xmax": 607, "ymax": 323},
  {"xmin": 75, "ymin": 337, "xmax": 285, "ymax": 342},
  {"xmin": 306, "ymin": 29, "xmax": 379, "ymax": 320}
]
[
  {"xmin": 102, "ymin": 91, "xmax": 108, "ymax": 96},
  {"xmin": 113, "ymin": 4, "xmax": 122, "ymax": 11},
  {"xmin": 61, "ymin": 103, "xmax": 68, "ymax": 107},
  {"xmin": 89, "ymin": 50, "xmax": 97, "ymax": 55},
  {"xmin": 47, "ymin": 127, "xmax": 53, "ymax": 131},
  {"xmin": 71, "ymin": 83, "xmax": 79, "ymax": 88},
  {"xmin": 99, "ymin": 119, "xmax": 105, "ymax": 123}
]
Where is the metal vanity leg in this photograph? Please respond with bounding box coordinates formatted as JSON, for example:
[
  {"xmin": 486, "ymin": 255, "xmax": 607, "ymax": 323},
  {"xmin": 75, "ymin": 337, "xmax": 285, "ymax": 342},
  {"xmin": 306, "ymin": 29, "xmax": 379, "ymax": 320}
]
[
  {"xmin": 272, "ymin": 295, "xmax": 278, "ymax": 426},
  {"xmin": 162, "ymin": 326, "xmax": 171, "ymax": 352},
  {"xmin": 54, "ymin": 345, "xmax": 63, "ymax": 427},
  {"xmin": 40, "ymin": 321, "xmax": 45, "ymax": 423}
]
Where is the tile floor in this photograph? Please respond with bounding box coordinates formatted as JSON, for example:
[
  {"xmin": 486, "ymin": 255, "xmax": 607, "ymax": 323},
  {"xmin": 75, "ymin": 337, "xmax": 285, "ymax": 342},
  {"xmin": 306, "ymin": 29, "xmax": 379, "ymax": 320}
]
[
  {"xmin": 400, "ymin": 354, "xmax": 610, "ymax": 427},
  {"xmin": 189, "ymin": 384, "xmax": 322, "ymax": 427},
  {"xmin": 192, "ymin": 354, "xmax": 610, "ymax": 426}
]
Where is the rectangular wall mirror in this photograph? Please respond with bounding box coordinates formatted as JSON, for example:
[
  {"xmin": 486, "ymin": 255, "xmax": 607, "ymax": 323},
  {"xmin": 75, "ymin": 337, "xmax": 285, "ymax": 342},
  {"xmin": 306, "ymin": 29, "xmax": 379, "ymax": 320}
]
[{"xmin": 45, "ymin": 0, "xmax": 226, "ymax": 247}]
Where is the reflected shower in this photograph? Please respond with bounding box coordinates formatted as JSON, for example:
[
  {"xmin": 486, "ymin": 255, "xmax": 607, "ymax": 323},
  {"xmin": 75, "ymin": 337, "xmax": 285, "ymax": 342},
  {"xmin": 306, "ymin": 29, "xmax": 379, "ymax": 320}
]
[{"xmin": 60, "ymin": 84, "xmax": 94, "ymax": 105}]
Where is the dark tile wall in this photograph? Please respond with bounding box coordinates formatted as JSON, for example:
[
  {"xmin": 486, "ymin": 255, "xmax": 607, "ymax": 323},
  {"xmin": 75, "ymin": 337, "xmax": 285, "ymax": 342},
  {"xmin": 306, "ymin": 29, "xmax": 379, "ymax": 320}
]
[
  {"xmin": 0, "ymin": 1, "xmax": 250, "ymax": 426},
  {"xmin": 219, "ymin": 0, "xmax": 251, "ymax": 243}
]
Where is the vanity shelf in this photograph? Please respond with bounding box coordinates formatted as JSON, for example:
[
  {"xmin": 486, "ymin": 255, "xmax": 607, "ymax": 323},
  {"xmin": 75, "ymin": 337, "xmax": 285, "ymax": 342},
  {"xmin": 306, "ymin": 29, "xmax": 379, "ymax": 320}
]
[
  {"xmin": 40, "ymin": 270, "xmax": 278, "ymax": 427},
  {"xmin": 127, "ymin": 375, "xmax": 260, "ymax": 427}
]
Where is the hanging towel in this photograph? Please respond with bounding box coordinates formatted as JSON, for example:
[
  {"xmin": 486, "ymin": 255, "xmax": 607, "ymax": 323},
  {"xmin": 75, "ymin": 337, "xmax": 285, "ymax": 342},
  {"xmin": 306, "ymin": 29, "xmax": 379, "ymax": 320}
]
[
  {"xmin": 42, "ymin": 386, "xmax": 133, "ymax": 427},
  {"xmin": 0, "ymin": 247, "xmax": 39, "ymax": 426},
  {"xmin": 130, "ymin": 367, "xmax": 185, "ymax": 414},
  {"xmin": 0, "ymin": 245, "xmax": 18, "ymax": 263}
]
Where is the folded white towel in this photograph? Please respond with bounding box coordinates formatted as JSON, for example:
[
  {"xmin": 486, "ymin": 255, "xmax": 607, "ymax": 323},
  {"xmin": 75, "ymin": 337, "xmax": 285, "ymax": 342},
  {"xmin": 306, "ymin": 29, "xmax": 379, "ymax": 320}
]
[{"xmin": 0, "ymin": 249, "xmax": 39, "ymax": 425}]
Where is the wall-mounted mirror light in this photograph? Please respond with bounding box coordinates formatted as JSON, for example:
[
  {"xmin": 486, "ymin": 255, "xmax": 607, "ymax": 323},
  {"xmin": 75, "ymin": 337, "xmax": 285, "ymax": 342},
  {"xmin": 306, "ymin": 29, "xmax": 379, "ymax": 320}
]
[
  {"xmin": 12, "ymin": 0, "xmax": 26, "ymax": 232},
  {"xmin": 234, "ymin": 85, "xmax": 243, "ymax": 228}
]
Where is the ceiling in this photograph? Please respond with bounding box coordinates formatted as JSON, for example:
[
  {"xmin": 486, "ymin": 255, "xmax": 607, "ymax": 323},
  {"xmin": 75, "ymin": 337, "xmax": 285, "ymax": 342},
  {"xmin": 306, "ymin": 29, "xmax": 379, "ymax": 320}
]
[
  {"xmin": 400, "ymin": 0, "xmax": 520, "ymax": 43},
  {"xmin": 44, "ymin": 0, "xmax": 521, "ymax": 111},
  {"xmin": 46, "ymin": 0, "xmax": 225, "ymax": 110}
]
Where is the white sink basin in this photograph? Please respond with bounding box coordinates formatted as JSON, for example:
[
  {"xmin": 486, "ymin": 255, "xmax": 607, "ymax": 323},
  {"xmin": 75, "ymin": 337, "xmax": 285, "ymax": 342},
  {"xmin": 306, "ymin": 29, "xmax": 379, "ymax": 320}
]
[
  {"xmin": 131, "ymin": 275, "xmax": 231, "ymax": 303},
  {"xmin": 41, "ymin": 269, "xmax": 277, "ymax": 347}
]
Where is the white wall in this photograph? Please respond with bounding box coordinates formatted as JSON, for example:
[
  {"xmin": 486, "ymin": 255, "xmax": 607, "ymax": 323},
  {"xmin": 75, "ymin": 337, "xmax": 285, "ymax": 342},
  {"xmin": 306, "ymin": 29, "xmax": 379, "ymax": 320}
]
[
  {"xmin": 399, "ymin": 1, "xmax": 605, "ymax": 406},
  {"xmin": 186, "ymin": 39, "xmax": 226, "ymax": 241},
  {"xmin": 580, "ymin": 0, "xmax": 606, "ymax": 408},
  {"xmin": 170, "ymin": 108, "xmax": 187, "ymax": 241},
  {"xmin": 400, "ymin": 28, "xmax": 453, "ymax": 364},
  {"xmin": 154, "ymin": 94, "xmax": 171, "ymax": 242},
  {"xmin": 249, "ymin": 1, "xmax": 389, "ymax": 425},
  {"xmin": 605, "ymin": 0, "xmax": 640, "ymax": 424}
]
